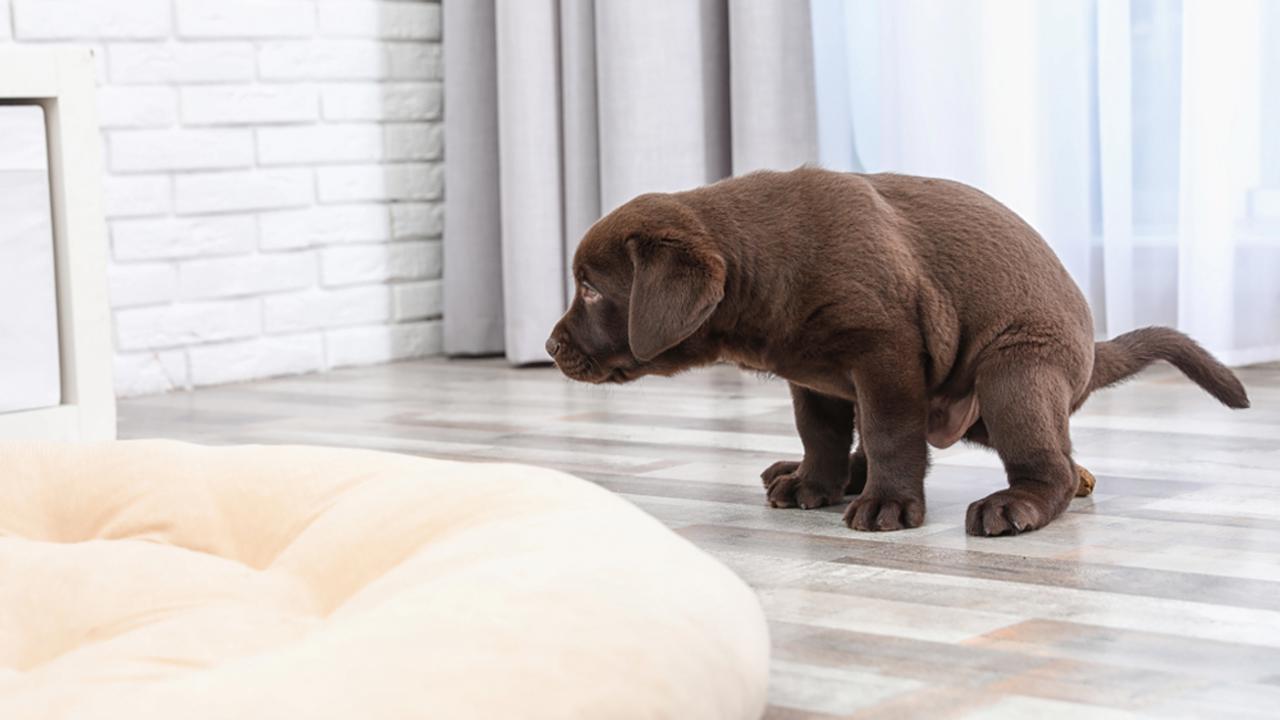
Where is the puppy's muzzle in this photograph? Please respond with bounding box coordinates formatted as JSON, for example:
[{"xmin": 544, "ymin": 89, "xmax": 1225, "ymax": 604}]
[{"xmin": 546, "ymin": 332, "xmax": 595, "ymax": 379}]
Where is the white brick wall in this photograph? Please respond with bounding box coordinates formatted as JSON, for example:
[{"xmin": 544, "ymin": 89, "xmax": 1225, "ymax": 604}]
[
  {"xmin": 189, "ymin": 334, "xmax": 325, "ymax": 386},
  {"xmin": 175, "ymin": 0, "xmax": 316, "ymax": 39},
  {"xmin": 322, "ymin": 81, "xmax": 440, "ymax": 120},
  {"xmin": 265, "ymin": 286, "xmax": 392, "ymax": 333},
  {"xmin": 260, "ymin": 204, "xmax": 390, "ymax": 249},
  {"xmin": 102, "ymin": 175, "xmax": 172, "ymax": 218},
  {"xmin": 109, "ymin": 129, "xmax": 255, "ymax": 172},
  {"xmin": 112, "ymin": 215, "xmax": 256, "ymax": 260},
  {"xmin": 393, "ymin": 279, "xmax": 442, "ymax": 321},
  {"xmin": 316, "ymin": 162, "xmax": 442, "ymax": 203},
  {"xmin": 257, "ymin": 124, "xmax": 383, "ymax": 165},
  {"xmin": 109, "ymin": 42, "xmax": 257, "ymax": 84},
  {"xmin": 174, "ymin": 168, "xmax": 314, "ymax": 214},
  {"xmin": 181, "ymin": 85, "xmax": 320, "ymax": 125},
  {"xmin": 108, "ymin": 263, "xmax": 178, "ymax": 308},
  {"xmin": 317, "ymin": 1, "xmax": 440, "ymax": 40},
  {"xmin": 326, "ymin": 320, "xmax": 442, "ymax": 368},
  {"xmin": 321, "ymin": 241, "xmax": 441, "ymax": 286},
  {"xmin": 13, "ymin": 0, "xmax": 171, "ymax": 40},
  {"xmin": 115, "ymin": 298, "xmax": 262, "ymax": 351},
  {"xmin": 3, "ymin": 0, "xmax": 444, "ymax": 396},
  {"xmin": 96, "ymin": 86, "xmax": 178, "ymax": 127}
]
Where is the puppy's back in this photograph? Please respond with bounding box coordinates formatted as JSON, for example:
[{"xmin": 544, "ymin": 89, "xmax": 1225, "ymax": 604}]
[{"xmin": 862, "ymin": 172, "xmax": 1091, "ymax": 333}]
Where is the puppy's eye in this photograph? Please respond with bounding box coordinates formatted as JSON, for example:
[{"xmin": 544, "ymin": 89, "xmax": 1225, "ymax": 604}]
[{"xmin": 579, "ymin": 282, "xmax": 601, "ymax": 303}]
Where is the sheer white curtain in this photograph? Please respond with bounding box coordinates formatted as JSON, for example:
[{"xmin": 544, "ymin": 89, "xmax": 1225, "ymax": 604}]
[
  {"xmin": 444, "ymin": 0, "xmax": 818, "ymax": 363},
  {"xmin": 814, "ymin": 0, "xmax": 1280, "ymax": 365}
]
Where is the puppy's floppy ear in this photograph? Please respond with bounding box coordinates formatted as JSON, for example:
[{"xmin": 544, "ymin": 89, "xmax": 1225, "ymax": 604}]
[{"xmin": 627, "ymin": 235, "xmax": 725, "ymax": 361}]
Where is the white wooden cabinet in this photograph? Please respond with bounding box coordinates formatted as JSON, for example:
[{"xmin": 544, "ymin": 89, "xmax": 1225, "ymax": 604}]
[
  {"xmin": 0, "ymin": 48, "xmax": 115, "ymax": 441},
  {"xmin": 0, "ymin": 105, "xmax": 60, "ymax": 415}
]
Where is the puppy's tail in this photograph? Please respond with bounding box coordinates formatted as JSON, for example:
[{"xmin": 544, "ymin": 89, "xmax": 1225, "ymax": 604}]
[{"xmin": 1088, "ymin": 327, "xmax": 1249, "ymax": 408}]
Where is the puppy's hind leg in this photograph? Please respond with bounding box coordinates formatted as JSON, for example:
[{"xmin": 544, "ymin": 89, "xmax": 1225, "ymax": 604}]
[
  {"xmin": 963, "ymin": 419, "xmax": 1096, "ymax": 498},
  {"xmin": 763, "ymin": 384, "xmax": 853, "ymax": 509},
  {"xmin": 965, "ymin": 360, "xmax": 1081, "ymax": 536}
]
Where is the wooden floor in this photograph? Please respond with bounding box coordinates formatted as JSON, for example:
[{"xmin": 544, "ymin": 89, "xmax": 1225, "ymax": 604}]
[{"xmin": 118, "ymin": 358, "xmax": 1280, "ymax": 719}]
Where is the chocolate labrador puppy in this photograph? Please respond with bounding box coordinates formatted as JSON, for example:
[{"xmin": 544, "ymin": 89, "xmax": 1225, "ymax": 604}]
[{"xmin": 545, "ymin": 168, "xmax": 1249, "ymax": 536}]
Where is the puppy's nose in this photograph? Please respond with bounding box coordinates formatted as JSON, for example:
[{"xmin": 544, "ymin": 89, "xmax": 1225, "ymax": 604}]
[{"xmin": 545, "ymin": 337, "xmax": 562, "ymax": 357}]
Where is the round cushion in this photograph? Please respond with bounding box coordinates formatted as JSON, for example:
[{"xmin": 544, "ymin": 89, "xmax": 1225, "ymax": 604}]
[{"xmin": 0, "ymin": 441, "xmax": 769, "ymax": 719}]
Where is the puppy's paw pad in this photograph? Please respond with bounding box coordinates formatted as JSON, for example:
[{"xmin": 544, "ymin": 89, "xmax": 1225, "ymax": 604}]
[
  {"xmin": 765, "ymin": 473, "xmax": 803, "ymax": 508},
  {"xmin": 843, "ymin": 493, "xmax": 925, "ymax": 531},
  {"xmin": 761, "ymin": 460, "xmax": 801, "ymax": 487},
  {"xmin": 765, "ymin": 472, "xmax": 840, "ymax": 510},
  {"xmin": 965, "ymin": 491, "xmax": 1046, "ymax": 536}
]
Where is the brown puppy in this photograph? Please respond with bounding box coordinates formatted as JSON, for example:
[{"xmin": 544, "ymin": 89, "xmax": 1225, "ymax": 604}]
[{"xmin": 546, "ymin": 168, "xmax": 1249, "ymax": 536}]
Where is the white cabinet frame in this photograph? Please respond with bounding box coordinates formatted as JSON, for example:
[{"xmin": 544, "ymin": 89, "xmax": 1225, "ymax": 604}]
[{"xmin": 0, "ymin": 48, "xmax": 115, "ymax": 441}]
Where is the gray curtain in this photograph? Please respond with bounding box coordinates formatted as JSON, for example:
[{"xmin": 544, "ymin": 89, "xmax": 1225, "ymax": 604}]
[{"xmin": 443, "ymin": 0, "xmax": 818, "ymax": 363}]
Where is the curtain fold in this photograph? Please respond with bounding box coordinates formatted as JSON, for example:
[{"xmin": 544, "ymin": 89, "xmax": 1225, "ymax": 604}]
[
  {"xmin": 558, "ymin": 0, "xmax": 600, "ymax": 306},
  {"xmin": 1096, "ymin": 0, "xmax": 1136, "ymax": 337},
  {"xmin": 593, "ymin": 0, "xmax": 731, "ymax": 217},
  {"xmin": 493, "ymin": 0, "xmax": 567, "ymax": 365},
  {"xmin": 729, "ymin": 0, "xmax": 819, "ymax": 173},
  {"xmin": 444, "ymin": 0, "xmax": 818, "ymax": 364},
  {"xmin": 1176, "ymin": 0, "xmax": 1261, "ymax": 360},
  {"xmin": 441, "ymin": 0, "xmax": 503, "ymax": 355}
]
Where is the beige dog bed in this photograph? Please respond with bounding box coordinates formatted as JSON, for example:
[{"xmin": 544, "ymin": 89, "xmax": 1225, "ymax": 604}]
[{"xmin": 0, "ymin": 441, "xmax": 769, "ymax": 719}]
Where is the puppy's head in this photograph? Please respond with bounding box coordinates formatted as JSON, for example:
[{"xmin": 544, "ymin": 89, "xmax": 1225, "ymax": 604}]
[{"xmin": 546, "ymin": 193, "xmax": 726, "ymax": 383}]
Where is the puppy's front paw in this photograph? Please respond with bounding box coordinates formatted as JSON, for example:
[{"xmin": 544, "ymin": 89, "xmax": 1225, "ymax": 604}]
[
  {"xmin": 761, "ymin": 461, "xmax": 842, "ymax": 510},
  {"xmin": 965, "ymin": 489, "xmax": 1049, "ymax": 536},
  {"xmin": 843, "ymin": 491, "xmax": 925, "ymax": 531},
  {"xmin": 761, "ymin": 460, "xmax": 800, "ymax": 487}
]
